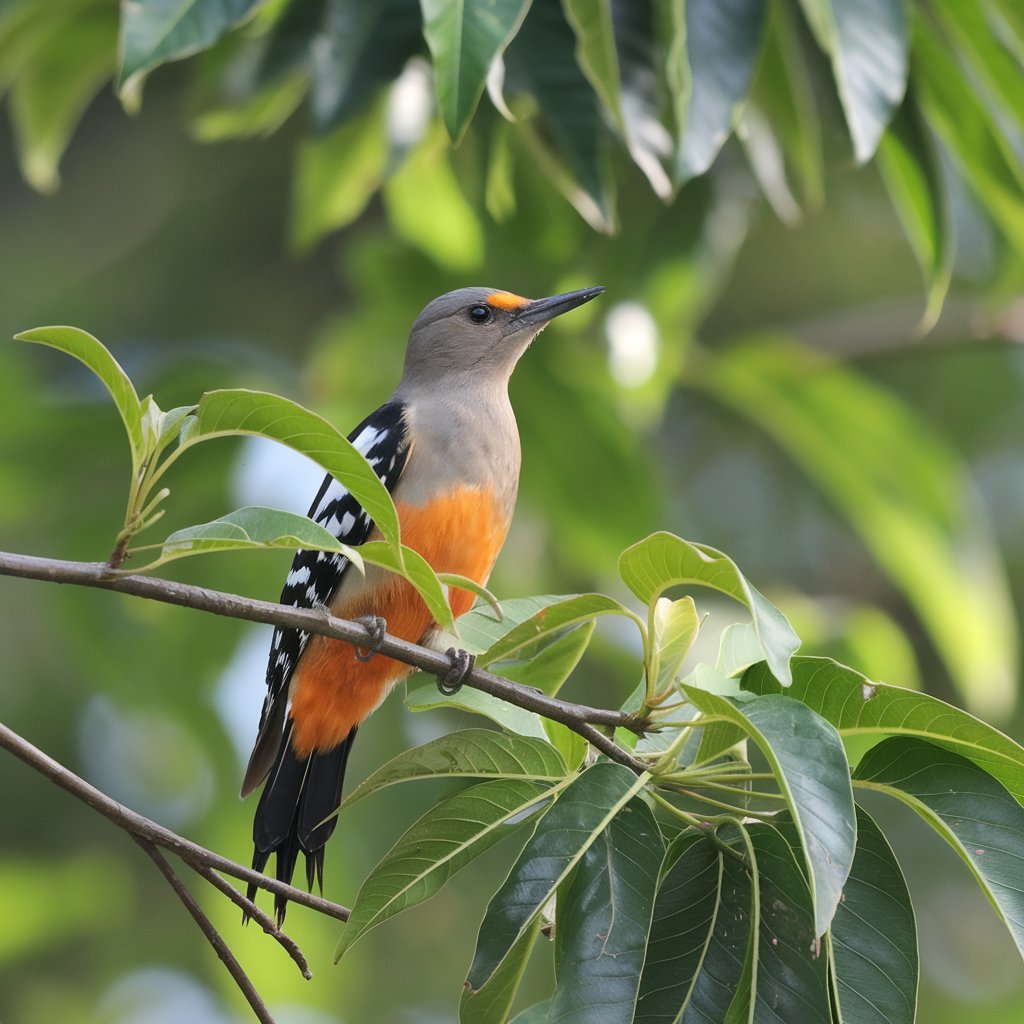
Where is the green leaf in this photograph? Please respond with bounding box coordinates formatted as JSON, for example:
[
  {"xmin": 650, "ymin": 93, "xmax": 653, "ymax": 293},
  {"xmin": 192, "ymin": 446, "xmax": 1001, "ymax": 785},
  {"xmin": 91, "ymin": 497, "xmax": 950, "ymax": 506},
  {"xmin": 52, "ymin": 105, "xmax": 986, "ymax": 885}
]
[
  {"xmin": 676, "ymin": 0, "xmax": 767, "ymax": 184},
  {"xmin": 119, "ymin": 0, "xmax": 263, "ymax": 92},
  {"xmin": 746, "ymin": 824, "xmax": 830, "ymax": 1023},
  {"xmin": 341, "ymin": 729, "xmax": 568, "ymax": 809},
  {"xmin": 684, "ymin": 689, "xmax": 856, "ymax": 936},
  {"xmin": 421, "ymin": 0, "xmax": 532, "ymax": 143},
  {"xmin": 715, "ymin": 622, "xmax": 764, "ymax": 679},
  {"xmin": 15, "ymin": 325, "xmax": 144, "ymax": 473},
  {"xmin": 9, "ymin": 8, "xmax": 115, "ymax": 193},
  {"xmin": 479, "ymin": 594, "xmax": 642, "ymax": 667},
  {"xmin": 511, "ymin": 1002, "xmax": 551, "ymax": 1024},
  {"xmin": 877, "ymin": 94, "xmax": 952, "ymax": 331},
  {"xmin": 406, "ymin": 680, "xmax": 548, "ymax": 739},
  {"xmin": 854, "ymin": 737, "xmax": 1024, "ymax": 957},
  {"xmin": 742, "ymin": 658, "xmax": 1024, "ymax": 804},
  {"xmin": 797, "ymin": 0, "xmax": 908, "ymax": 163},
  {"xmin": 335, "ymin": 778, "xmax": 551, "ymax": 960},
  {"xmin": 142, "ymin": 506, "xmax": 364, "ymax": 569},
  {"xmin": 650, "ymin": 596, "xmax": 699, "ymax": 694},
  {"xmin": 913, "ymin": 16, "xmax": 1024, "ymax": 259},
  {"xmin": 635, "ymin": 831, "xmax": 721, "ymax": 1022},
  {"xmin": 187, "ymin": 388, "xmax": 401, "ymax": 547},
  {"xmin": 503, "ymin": 0, "xmax": 616, "ymax": 229},
  {"xmin": 358, "ymin": 540, "xmax": 455, "ymax": 632},
  {"xmin": 698, "ymin": 337, "xmax": 1017, "ymax": 716},
  {"xmin": 619, "ymin": 532, "xmax": 800, "ymax": 686},
  {"xmin": 467, "ymin": 762, "xmax": 649, "ymax": 990},
  {"xmin": 548, "ymin": 796, "xmax": 664, "ymax": 1023},
  {"xmin": 830, "ymin": 805, "xmax": 917, "ymax": 1024},
  {"xmin": 461, "ymin": 916, "xmax": 542, "ymax": 1024},
  {"xmin": 561, "ymin": 0, "xmax": 624, "ymax": 132},
  {"xmin": 456, "ymin": 595, "xmax": 573, "ymax": 654}
]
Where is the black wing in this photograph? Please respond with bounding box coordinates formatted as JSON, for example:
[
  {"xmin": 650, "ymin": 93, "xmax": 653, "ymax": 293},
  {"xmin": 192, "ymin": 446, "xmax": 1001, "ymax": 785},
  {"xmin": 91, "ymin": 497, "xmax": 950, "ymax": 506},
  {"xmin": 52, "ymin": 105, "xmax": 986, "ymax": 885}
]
[{"xmin": 240, "ymin": 400, "xmax": 410, "ymax": 795}]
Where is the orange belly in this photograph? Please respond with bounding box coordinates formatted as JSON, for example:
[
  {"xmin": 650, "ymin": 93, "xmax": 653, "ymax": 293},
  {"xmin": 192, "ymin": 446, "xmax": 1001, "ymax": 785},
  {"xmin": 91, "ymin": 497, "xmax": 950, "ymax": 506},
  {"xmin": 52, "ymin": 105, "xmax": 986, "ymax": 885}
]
[{"xmin": 288, "ymin": 484, "xmax": 509, "ymax": 755}]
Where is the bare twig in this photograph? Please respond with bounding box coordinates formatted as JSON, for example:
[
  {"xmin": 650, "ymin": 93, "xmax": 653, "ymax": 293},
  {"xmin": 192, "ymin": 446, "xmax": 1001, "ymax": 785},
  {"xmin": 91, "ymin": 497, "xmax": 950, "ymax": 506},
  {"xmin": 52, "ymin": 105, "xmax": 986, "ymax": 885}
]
[
  {"xmin": 0, "ymin": 549, "xmax": 648, "ymax": 773},
  {"xmin": 134, "ymin": 838, "xmax": 277, "ymax": 1024},
  {"xmin": 0, "ymin": 719, "xmax": 350, "ymax": 922}
]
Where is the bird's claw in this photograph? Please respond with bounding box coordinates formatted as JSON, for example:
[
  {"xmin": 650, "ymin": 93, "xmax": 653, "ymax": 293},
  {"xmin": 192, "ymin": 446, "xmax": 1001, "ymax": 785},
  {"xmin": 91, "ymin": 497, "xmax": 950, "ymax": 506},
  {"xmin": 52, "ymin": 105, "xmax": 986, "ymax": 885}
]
[
  {"xmin": 354, "ymin": 615, "xmax": 387, "ymax": 662},
  {"xmin": 438, "ymin": 647, "xmax": 476, "ymax": 695}
]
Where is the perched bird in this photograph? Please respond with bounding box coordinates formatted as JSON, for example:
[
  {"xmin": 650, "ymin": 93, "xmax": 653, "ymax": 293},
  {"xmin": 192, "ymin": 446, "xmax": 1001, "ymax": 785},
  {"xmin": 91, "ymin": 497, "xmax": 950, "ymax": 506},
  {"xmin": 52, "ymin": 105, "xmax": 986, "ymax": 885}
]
[{"xmin": 242, "ymin": 285, "xmax": 604, "ymax": 921}]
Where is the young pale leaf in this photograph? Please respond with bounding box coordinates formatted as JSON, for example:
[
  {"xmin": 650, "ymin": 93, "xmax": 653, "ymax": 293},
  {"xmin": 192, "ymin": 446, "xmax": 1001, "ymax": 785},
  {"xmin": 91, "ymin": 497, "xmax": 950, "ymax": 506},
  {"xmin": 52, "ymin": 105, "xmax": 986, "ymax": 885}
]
[
  {"xmin": 699, "ymin": 337, "xmax": 1017, "ymax": 715},
  {"xmin": 651, "ymin": 595, "xmax": 699, "ymax": 693},
  {"xmin": 421, "ymin": 0, "xmax": 532, "ymax": 143},
  {"xmin": 635, "ymin": 831, "xmax": 720, "ymax": 1021},
  {"xmin": 341, "ymin": 729, "xmax": 568, "ymax": 810},
  {"xmin": 15, "ymin": 326, "xmax": 143, "ymax": 471},
  {"xmin": 619, "ymin": 532, "xmax": 799, "ymax": 685},
  {"xmin": 479, "ymin": 594, "xmax": 642, "ymax": 667},
  {"xmin": 676, "ymin": 0, "xmax": 767, "ymax": 183},
  {"xmin": 467, "ymin": 762, "xmax": 649, "ymax": 991},
  {"xmin": 684, "ymin": 689, "xmax": 856, "ymax": 936},
  {"xmin": 406, "ymin": 681, "xmax": 548, "ymax": 739},
  {"xmin": 796, "ymin": 0, "xmax": 908, "ymax": 163},
  {"xmin": 876, "ymin": 95, "xmax": 952, "ymax": 331},
  {"xmin": 119, "ymin": 0, "xmax": 263, "ymax": 92},
  {"xmin": 746, "ymin": 825, "xmax": 830, "ymax": 1023},
  {"xmin": 187, "ymin": 388, "xmax": 401, "ymax": 546},
  {"xmin": 335, "ymin": 778, "xmax": 551, "ymax": 961},
  {"xmin": 854, "ymin": 737, "xmax": 1024, "ymax": 956},
  {"xmin": 146, "ymin": 506, "xmax": 364, "ymax": 570},
  {"xmin": 830, "ymin": 805, "xmax": 917, "ymax": 1024},
  {"xmin": 358, "ymin": 540, "xmax": 455, "ymax": 632},
  {"xmin": 461, "ymin": 916, "xmax": 542, "ymax": 1024},
  {"xmin": 743, "ymin": 657, "xmax": 1024, "ymax": 805},
  {"xmin": 548, "ymin": 797, "xmax": 664, "ymax": 1023}
]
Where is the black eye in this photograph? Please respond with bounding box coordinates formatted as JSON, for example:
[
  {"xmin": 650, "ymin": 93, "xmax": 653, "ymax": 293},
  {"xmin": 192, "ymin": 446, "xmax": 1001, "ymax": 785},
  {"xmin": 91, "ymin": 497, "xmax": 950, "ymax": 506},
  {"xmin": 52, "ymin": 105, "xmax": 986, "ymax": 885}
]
[{"xmin": 468, "ymin": 305, "xmax": 492, "ymax": 324}]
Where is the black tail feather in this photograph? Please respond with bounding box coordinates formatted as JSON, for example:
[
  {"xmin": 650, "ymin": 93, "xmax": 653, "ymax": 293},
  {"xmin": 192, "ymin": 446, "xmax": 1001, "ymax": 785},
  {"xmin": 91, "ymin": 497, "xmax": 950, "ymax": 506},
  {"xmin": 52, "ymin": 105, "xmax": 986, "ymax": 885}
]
[{"xmin": 246, "ymin": 723, "xmax": 358, "ymax": 924}]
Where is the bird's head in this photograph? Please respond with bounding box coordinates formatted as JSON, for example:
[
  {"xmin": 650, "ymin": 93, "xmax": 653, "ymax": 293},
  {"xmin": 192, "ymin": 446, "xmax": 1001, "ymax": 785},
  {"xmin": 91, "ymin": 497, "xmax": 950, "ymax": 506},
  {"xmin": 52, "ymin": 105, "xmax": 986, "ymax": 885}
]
[{"xmin": 399, "ymin": 285, "xmax": 605, "ymax": 390}]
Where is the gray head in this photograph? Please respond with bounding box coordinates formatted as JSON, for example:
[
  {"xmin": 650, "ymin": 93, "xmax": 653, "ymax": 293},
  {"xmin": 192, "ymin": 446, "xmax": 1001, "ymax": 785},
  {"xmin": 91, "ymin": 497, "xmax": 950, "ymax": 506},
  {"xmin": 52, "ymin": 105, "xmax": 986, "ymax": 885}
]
[{"xmin": 398, "ymin": 285, "xmax": 604, "ymax": 391}]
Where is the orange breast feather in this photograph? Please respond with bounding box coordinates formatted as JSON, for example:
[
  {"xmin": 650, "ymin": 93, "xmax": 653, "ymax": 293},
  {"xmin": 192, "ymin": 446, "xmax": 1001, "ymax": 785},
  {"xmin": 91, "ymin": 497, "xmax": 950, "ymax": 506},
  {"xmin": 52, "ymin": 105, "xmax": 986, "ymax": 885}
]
[{"xmin": 288, "ymin": 485, "xmax": 509, "ymax": 755}]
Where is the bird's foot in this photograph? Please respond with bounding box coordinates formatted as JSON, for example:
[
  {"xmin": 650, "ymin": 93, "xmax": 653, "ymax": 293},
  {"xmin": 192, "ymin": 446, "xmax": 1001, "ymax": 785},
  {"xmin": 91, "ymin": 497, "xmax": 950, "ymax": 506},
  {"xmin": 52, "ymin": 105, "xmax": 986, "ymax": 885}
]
[
  {"xmin": 438, "ymin": 647, "xmax": 476, "ymax": 695},
  {"xmin": 354, "ymin": 615, "xmax": 387, "ymax": 662}
]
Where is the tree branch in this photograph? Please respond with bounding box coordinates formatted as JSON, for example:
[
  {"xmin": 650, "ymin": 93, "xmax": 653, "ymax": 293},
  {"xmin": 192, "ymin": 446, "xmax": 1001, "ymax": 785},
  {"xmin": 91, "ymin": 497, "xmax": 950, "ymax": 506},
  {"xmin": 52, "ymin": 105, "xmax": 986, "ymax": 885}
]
[{"xmin": 0, "ymin": 550, "xmax": 648, "ymax": 772}]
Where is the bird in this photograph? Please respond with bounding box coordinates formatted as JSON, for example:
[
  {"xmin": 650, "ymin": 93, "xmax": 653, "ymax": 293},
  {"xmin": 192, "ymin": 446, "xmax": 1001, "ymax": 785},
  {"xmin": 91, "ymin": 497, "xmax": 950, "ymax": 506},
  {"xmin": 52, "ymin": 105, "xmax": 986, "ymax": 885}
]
[{"xmin": 242, "ymin": 284, "xmax": 605, "ymax": 922}]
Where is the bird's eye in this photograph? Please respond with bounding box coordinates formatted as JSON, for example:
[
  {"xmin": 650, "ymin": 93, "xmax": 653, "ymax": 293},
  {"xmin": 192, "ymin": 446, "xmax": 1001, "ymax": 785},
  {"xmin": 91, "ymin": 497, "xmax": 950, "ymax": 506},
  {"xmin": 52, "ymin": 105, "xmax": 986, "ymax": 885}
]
[{"xmin": 468, "ymin": 305, "xmax": 492, "ymax": 324}]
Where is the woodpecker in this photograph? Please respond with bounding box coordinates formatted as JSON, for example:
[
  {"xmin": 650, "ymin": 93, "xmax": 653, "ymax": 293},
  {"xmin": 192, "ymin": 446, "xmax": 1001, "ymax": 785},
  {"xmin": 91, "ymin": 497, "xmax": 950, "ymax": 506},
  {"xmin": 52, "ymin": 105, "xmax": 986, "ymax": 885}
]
[{"xmin": 242, "ymin": 285, "xmax": 604, "ymax": 921}]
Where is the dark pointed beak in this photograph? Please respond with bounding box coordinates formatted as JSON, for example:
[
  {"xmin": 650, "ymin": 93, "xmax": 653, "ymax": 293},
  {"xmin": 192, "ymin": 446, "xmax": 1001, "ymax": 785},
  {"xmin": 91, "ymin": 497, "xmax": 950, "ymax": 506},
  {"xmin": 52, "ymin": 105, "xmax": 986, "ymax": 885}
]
[{"xmin": 513, "ymin": 286, "xmax": 605, "ymax": 327}]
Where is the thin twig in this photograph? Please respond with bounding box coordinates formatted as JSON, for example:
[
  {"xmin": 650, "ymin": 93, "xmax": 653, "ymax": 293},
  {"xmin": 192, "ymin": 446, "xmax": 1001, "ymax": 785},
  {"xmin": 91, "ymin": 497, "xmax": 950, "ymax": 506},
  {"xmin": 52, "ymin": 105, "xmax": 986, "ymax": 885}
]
[
  {"xmin": 0, "ymin": 549, "xmax": 647, "ymax": 772},
  {"xmin": 0, "ymin": 719, "xmax": 350, "ymax": 922},
  {"xmin": 134, "ymin": 838, "xmax": 277, "ymax": 1024}
]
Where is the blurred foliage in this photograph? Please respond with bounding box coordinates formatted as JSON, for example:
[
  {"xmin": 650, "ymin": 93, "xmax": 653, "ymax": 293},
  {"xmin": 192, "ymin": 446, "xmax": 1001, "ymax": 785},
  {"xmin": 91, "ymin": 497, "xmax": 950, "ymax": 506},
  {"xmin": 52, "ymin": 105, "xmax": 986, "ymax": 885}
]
[{"xmin": 1, "ymin": 0, "xmax": 1024, "ymax": 1022}]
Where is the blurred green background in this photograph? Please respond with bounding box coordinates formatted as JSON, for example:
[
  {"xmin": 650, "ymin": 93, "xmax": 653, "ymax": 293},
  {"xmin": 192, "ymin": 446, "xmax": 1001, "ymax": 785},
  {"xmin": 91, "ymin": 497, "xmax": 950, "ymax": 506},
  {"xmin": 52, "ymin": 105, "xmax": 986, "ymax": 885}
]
[{"xmin": 2, "ymin": 2, "xmax": 1024, "ymax": 1022}]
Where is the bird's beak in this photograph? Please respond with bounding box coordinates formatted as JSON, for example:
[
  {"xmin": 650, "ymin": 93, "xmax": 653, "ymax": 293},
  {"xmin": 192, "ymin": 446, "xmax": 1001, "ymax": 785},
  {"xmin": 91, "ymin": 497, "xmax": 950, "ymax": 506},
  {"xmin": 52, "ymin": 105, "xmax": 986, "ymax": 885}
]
[{"xmin": 513, "ymin": 286, "xmax": 605, "ymax": 327}]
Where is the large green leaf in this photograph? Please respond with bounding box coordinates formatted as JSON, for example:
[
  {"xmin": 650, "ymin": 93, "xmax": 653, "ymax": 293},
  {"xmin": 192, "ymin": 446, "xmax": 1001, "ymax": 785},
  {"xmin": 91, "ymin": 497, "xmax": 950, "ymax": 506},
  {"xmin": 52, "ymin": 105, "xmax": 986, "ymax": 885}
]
[
  {"xmin": 422, "ymin": 0, "xmax": 532, "ymax": 143},
  {"xmin": 461, "ymin": 916, "xmax": 542, "ymax": 1024},
  {"xmin": 829, "ymin": 805, "xmax": 917, "ymax": 1024},
  {"xmin": 854, "ymin": 737, "xmax": 1024, "ymax": 956},
  {"xmin": 456, "ymin": 595, "xmax": 572, "ymax": 653},
  {"xmin": 15, "ymin": 326, "xmax": 143, "ymax": 473},
  {"xmin": 877, "ymin": 93, "xmax": 952, "ymax": 330},
  {"xmin": 466, "ymin": 762, "xmax": 649, "ymax": 990},
  {"xmin": 562, "ymin": 0, "xmax": 623, "ymax": 132},
  {"xmin": 619, "ymin": 532, "xmax": 799, "ymax": 686},
  {"xmin": 142, "ymin": 506, "xmax": 364, "ymax": 569},
  {"xmin": 743, "ymin": 658, "xmax": 1024, "ymax": 804},
  {"xmin": 684, "ymin": 689, "xmax": 856, "ymax": 936},
  {"xmin": 119, "ymin": 0, "xmax": 262, "ymax": 91},
  {"xmin": 479, "ymin": 593, "xmax": 642, "ymax": 667},
  {"xmin": 797, "ymin": 0, "xmax": 908, "ymax": 163},
  {"xmin": 341, "ymin": 729, "xmax": 568, "ymax": 809},
  {"xmin": 746, "ymin": 825, "xmax": 830, "ymax": 1023},
  {"xmin": 406, "ymin": 680, "xmax": 549, "ymax": 738},
  {"xmin": 676, "ymin": 0, "xmax": 766, "ymax": 184},
  {"xmin": 699, "ymin": 337, "xmax": 1017, "ymax": 715},
  {"xmin": 335, "ymin": 778, "xmax": 552, "ymax": 960},
  {"xmin": 635, "ymin": 831, "xmax": 720, "ymax": 1022},
  {"xmin": 547, "ymin": 796, "xmax": 664, "ymax": 1023},
  {"xmin": 186, "ymin": 388, "xmax": 401, "ymax": 546}
]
